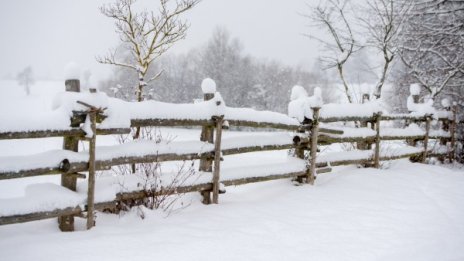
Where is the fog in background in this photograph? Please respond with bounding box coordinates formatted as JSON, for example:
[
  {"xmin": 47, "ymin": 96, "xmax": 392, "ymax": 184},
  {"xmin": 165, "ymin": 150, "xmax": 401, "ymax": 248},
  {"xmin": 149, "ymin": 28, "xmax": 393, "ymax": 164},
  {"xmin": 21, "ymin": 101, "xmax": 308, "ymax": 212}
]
[{"xmin": 0, "ymin": 0, "xmax": 321, "ymax": 83}]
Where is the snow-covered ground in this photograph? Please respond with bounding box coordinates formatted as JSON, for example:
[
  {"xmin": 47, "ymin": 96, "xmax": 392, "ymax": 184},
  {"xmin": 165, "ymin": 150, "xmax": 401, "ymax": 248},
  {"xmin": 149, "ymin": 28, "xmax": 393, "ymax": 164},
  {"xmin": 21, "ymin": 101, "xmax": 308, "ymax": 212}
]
[
  {"xmin": 1, "ymin": 80, "xmax": 464, "ymax": 260},
  {"xmin": 0, "ymin": 160, "xmax": 463, "ymax": 261}
]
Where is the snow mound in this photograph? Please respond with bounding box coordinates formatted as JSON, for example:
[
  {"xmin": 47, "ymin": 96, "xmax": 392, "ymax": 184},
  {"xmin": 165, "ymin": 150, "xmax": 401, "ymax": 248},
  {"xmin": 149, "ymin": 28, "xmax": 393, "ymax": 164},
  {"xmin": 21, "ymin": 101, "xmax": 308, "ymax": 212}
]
[
  {"xmin": 201, "ymin": 78, "xmax": 216, "ymax": 94},
  {"xmin": 320, "ymin": 99, "xmax": 384, "ymax": 119},
  {"xmin": 288, "ymin": 86, "xmax": 323, "ymax": 122},
  {"xmin": 441, "ymin": 98, "xmax": 451, "ymax": 108},
  {"xmin": 410, "ymin": 83, "xmax": 421, "ymax": 95},
  {"xmin": 290, "ymin": 85, "xmax": 308, "ymax": 101},
  {"xmin": 64, "ymin": 62, "xmax": 81, "ymax": 80},
  {"xmin": 407, "ymin": 96, "xmax": 435, "ymax": 115}
]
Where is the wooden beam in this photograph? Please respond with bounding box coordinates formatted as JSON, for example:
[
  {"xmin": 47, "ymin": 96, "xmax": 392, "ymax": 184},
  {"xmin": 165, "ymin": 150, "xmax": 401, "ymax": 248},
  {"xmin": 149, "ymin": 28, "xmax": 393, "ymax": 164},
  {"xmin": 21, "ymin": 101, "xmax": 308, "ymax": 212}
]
[
  {"xmin": 0, "ymin": 128, "xmax": 130, "ymax": 140},
  {"xmin": 226, "ymin": 119, "xmax": 301, "ymax": 131},
  {"xmin": 131, "ymin": 118, "xmax": 214, "ymax": 128}
]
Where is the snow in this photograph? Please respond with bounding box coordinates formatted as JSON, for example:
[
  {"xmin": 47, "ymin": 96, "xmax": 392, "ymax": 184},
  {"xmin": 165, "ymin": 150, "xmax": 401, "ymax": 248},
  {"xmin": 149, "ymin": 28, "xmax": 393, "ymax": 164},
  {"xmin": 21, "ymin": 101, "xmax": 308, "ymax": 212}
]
[
  {"xmin": 441, "ymin": 98, "xmax": 451, "ymax": 108},
  {"xmin": 381, "ymin": 124, "xmax": 425, "ymax": 137},
  {"xmin": 410, "ymin": 83, "xmax": 421, "ymax": 95},
  {"xmin": 221, "ymin": 132, "xmax": 294, "ymax": 149},
  {"xmin": 0, "ymin": 183, "xmax": 84, "ymax": 216},
  {"xmin": 288, "ymin": 86, "xmax": 323, "ymax": 122},
  {"xmin": 227, "ymin": 107, "xmax": 299, "ymax": 125},
  {"xmin": 201, "ymin": 78, "xmax": 216, "ymax": 94},
  {"xmin": 0, "ymin": 132, "xmax": 294, "ymax": 175},
  {"xmin": 52, "ymin": 91, "xmax": 109, "ymax": 112},
  {"xmin": 320, "ymin": 99, "xmax": 384, "ymax": 119},
  {"xmin": 360, "ymin": 83, "xmax": 370, "ymax": 94},
  {"xmin": 317, "ymin": 145, "xmax": 424, "ymax": 164},
  {"xmin": 1, "ymin": 80, "xmax": 464, "ymax": 261},
  {"xmin": 429, "ymin": 129, "xmax": 451, "ymax": 138},
  {"xmin": 290, "ymin": 85, "xmax": 308, "ymax": 101},
  {"xmin": 407, "ymin": 95, "xmax": 435, "ymax": 115},
  {"xmin": 0, "ymin": 150, "xmax": 84, "ymax": 174},
  {"xmin": 64, "ymin": 62, "xmax": 81, "ymax": 80},
  {"xmin": 320, "ymin": 125, "xmax": 375, "ymax": 138},
  {"xmin": 1, "ymin": 160, "xmax": 464, "ymax": 261}
]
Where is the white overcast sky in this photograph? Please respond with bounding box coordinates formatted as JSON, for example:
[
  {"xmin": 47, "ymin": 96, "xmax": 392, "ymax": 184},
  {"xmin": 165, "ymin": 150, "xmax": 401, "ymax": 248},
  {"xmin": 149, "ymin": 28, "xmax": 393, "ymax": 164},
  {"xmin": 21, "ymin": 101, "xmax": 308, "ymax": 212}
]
[{"xmin": 0, "ymin": 0, "xmax": 321, "ymax": 83}]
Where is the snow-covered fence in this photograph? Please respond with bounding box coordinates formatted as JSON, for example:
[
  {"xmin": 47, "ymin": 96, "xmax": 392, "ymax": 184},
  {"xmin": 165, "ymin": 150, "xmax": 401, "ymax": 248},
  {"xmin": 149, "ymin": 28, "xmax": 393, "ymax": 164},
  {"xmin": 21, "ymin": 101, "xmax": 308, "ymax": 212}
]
[{"xmin": 0, "ymin": 80, "xmax": 457, "ymax": 231}]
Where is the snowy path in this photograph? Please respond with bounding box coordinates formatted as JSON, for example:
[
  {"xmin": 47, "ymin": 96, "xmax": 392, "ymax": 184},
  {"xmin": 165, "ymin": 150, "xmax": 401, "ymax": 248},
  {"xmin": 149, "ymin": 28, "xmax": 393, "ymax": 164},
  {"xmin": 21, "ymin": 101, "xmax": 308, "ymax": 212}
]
[{"xmin": 0, "ymin": 160, "xmax": 463, "ymax": 261}]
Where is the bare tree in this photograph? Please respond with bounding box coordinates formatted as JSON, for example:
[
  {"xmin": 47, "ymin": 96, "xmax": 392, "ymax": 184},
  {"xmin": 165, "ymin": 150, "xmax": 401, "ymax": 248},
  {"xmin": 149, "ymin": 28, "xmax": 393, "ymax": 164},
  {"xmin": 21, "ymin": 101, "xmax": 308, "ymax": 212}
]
[
  {"xmin": 357, "ymin": 0, "xmax": 411, "ymax": 99},
  {"xmin": 398, "ymin": 0, "xmax": 464, "ymax": 99},
  {"xmin": 16, "ymin": 66, "xmax": 34, "ymax": 96},
  {"xmin": 307, "ymin": 0, "xmax": 410, "ymax": 101},
  {"xmin": 98, "ymin": 0, "xmax": 200, "ymax": 142},
  {"xmin": 307, "ymin": 0, "xmax": 359, "ymax": 103},
  {"xmin": 98, "ymin": 0, "xmax": 200, "ymax": 103}
]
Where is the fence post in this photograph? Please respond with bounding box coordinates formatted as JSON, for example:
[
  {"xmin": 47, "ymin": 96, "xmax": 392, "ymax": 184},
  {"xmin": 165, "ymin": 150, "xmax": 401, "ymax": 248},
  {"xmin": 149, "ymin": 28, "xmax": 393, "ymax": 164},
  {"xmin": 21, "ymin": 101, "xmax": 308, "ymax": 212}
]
[
  {"xmin": 438, "ymin": 105, "xmax": 452, "ymax": 163},
  {"xmin": 422, "ymin": 115, "xmax": 431, "ymax": 163},
  {"xmin": 58, "ymin": 79, "xmax": 80, "ymax": 232},
  {"xmin": 199, "ymin": 80, "xmax": 215, "ymax": 204},
  {"xmin": 357, "ymin": 93, "xmax": 370, "ymax": 150},
  {"xmin": 307, "ymin": 107, "xmax": 320, "ymax": 185},
  {"xmin": 86, "ymin": 109, "xmax": 97, "ymax": 229},
  {"xmin": 373, "ymin": 113, "xmax": 381, "ymax": 168},
  {"xmin": 212, "ymin": 115, "xmax": 224, "ymax": 204},
  {"xmin": 449, "ymin": 104, "xmax": 457, "ymax": 162}
]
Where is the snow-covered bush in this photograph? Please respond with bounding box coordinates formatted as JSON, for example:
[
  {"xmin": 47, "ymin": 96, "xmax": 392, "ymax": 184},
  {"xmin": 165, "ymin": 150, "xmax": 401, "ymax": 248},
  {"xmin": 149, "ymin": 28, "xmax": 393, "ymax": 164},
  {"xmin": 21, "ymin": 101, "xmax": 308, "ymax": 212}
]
[{"xmin": 115, "ymin": 129, "xmax": 197, "ymax": 216}]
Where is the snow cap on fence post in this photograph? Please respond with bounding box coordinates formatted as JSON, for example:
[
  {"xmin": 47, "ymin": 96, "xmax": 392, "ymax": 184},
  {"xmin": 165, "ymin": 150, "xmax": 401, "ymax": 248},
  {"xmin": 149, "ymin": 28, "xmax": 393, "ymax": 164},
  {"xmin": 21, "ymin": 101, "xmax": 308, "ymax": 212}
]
[
  {"xmin": 64, "ymin": 62, "xmax": 81, "ymax": 81},
  {"xmin": 441, "ymin": 98, "xmax": 451, "ymax": 110},
  {"xmin": 201, "ymin": 78, "xmax": 216, "ymax": 94},
  {"xmin": 410, "ymin": 83, "xmax": 421, "ymax": 103},
  {"xmin": 288, "ymin": 85, "xmax": 323, "ymax": 123},
  {"xmin": 312, "ymin": 87, "xmax": 323, "ymax": 107},
  {"xmin": 290, "ymin": 85, "xmax": 308, "ymax": 101},
  {"xmin": 361, "ymin": 84, "xmax": 370, "ymax": 103}
]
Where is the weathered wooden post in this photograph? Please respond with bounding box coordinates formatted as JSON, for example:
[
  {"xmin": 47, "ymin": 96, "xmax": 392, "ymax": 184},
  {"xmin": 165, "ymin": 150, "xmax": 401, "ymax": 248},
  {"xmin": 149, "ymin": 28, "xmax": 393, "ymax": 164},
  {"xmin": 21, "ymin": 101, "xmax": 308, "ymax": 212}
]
[
  {"xmin": 212, "ymin": 115, "xmax": 224, "ymax": 204},
  {"xmin": 438, "ymin": 100, "xmax": 452, "ymax": 163},
  {"xmin": 76, "ymin": 99, "xmax": 104, "ymax": 229},
  {"xmin": 449, "ymin": 103, "xmax": 457, "ymax": 162},
  {"xmin": 407, "ymin": 85, "xmax": 421, "ymax": 146},
  {"xmin": 422, "ymin": 115, "xmax": 431, "ymax": 163},
  {"xmin": 307, "ymin": 107, "xmax": 320, "ymax": 185},
  {"xmin": 199, "ymin": 79, "xmax": 216, "ymax": 204},
  {"xmin": 373, "ymin": 113, "xmax": 381, "ymax": 168},
  {"xmin": 358, "ymin": 92, "xmax": 370, "ymax": 150},
  {"xmin": 58, "ymin": 79, "xmax": 80, "ymax": 232},
  {"xmin": 86, "ymin": 107, "xmax": 97, "ymax": 230}
]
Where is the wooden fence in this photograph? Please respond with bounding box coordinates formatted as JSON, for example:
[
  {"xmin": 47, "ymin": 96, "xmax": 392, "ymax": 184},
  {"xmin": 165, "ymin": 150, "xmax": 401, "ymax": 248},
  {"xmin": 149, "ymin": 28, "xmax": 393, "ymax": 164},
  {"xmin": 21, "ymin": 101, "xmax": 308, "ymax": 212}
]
[{"xmin": 0, "ymin": 79, "xmax": 457, "ymax": 231}]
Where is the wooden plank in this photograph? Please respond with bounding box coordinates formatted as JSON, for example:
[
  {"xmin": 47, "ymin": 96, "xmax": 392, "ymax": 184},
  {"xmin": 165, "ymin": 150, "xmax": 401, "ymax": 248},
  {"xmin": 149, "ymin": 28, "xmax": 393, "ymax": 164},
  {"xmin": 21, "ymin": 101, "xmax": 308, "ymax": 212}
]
[
  {"xmin": 222, "ymin": 144, "xmax": 294, "ymax": 155},
  {"xmin": 86, "ymin": 110, "xmax": 97, "ymax": 230},
  {"xmin": 212, "ymin": 116, "xmax": 224, "ymax": 204},
  {"xmin": 316, "ymin": 151, "xmax": 424, "ymax": 168},
  {"xmin": 62, "ymin": 152, "xmax": 209, "ymax": 174},
  {"xmin": 222, "ymin": 171, "xmax": 306, "ymax": 186},
  {"xmin": 449, "ymin": 105, "xmax": 457, "ymax": 162},
  {"xmin": 422, "ymin": 116, "xmax": 431, "ymax": 163},
  {"xmin": 0, "ymin": 128, "xmax": 130, "ymax": 140},
  {"xmin": 319, "ymin": 116, "xmax": 374, "ymax": 123},
  {"xmin": 0, "ymin": 207, "xmax": 83, "ymax": 226},
  {"xmin": 131, "ymin": 118, "xmax": 214, "ymax": 128},
  {"xmin": 308, "ymin": 107, "xmax": 320, "ymax": 185},
  {"xmin": 373, "ymin": 114, "xmax": 381, "ymax": 168},
  {"xmin": 226, "ymin": 119, "xmax": 301, "ymax": 131}
]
